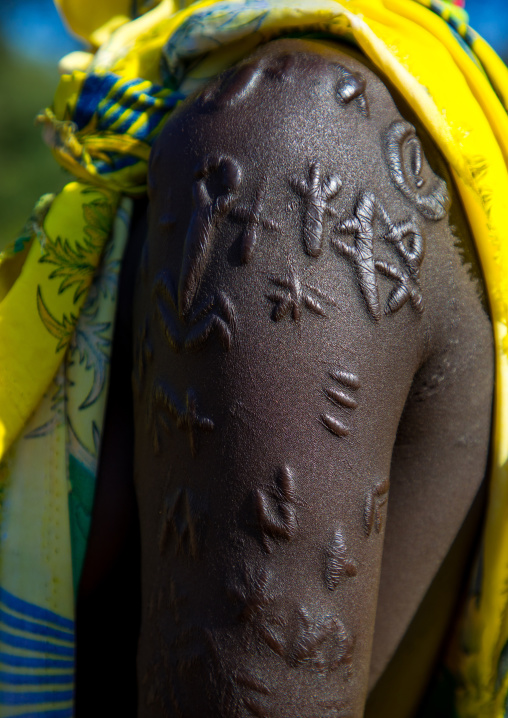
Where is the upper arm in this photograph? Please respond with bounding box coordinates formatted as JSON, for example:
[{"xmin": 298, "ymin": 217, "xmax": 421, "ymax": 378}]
[{"xmin": 132, "ymin": 39, "xmax": 493, "ymax": 717}]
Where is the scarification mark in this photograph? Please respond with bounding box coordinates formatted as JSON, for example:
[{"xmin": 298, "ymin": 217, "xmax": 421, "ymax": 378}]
[
  {"xmin": 386, "ymin": 218, "xmax": 425, "ymax": 277},
  {"xmin": 200, "ymin": 61, "xmax": 261, "ymax": 110},
  {"xmin": 199, "ymin": 50, "xmax": 297, "ymax": 113},
  {"xmin": 228, "ymin": 567, "xmax": 276, "ymax": 622},
  {"xmin": 320, "ymin": 414, "xmax": 349, "ymax": 438},
  {"xmin": 229, "ymin": 180, "xmax": 280, "ymax": 264},
  {"xmin": 288, "ymin": 607, "xmax": 354, "ymax": 672},
  {"xmin": 332, "ymin": 192, "xmax": 393, "ymax": 320},
  {"xmin": 290, "ymin": 162, "xmax": 342, "ymax": 257},
  {"xmin": 333, "ymin": 193, "xmax": 425, "ymax": 318},
  {"xmin": 154, "ymin": 269, "xmax": 180, "ymax": 351},
  {"xmin": 331, "ymin": 370, "xmax": 361, "ymax": 390},
  {"xmin": 159, "ymin": 487, "xmax": 201, "ymax": 557},
  {"xmin": 257, "ymin": 618, "xmax": 287, "ymax": 658},
  {"xmin": 254, "ymin": 466, "xmax": 298, "ymax": 552},
  {"xmin": 375, "ymin": 259, "xmax": 424, "ymax": 315},
  {"xmin": 205, "ymin": 631, "xmax": 272, "ymax": 718},
  {"xmin": 242, "ymin": 696, "xmax": 269, "ymax": 718},
  {"xmin": 384, "ymin": 121, "xmax": 450, "ymax": 220},
  {"xmin": 154, "ymin": 270, "xmax": 236, "ymax": 352},
  {"xmin": 325, "ymin": 387, "xmax": 357, "ymax": 409},
  {"xmin": 267, "ymin": 269, "xmax": 335, "ymax": 322},
  {"xmin": 179, "ymin": 154, "xmax": 241, "ymax": 317},
  {"xmin": 325, "ymin": 527, "xmax": 358, "ymax": 590},
  {"xmin": 264, "ymin": 52, "xmax": 296, "ymax": 81},
  {"xmin": 364, "ymin": 478, "xmax": 390, "ymax": 536},
  {"xmin": 335, "ymin": 64, "xmax": 369, "ymax": 116},
  {"xmin": 321, "ymin": 367, "xmax": 360, "ymax": 439},
  {"xmin": 184, "ymin": 291, "xmax": 236, "ymax": 350},
  {"xmin": 325, "ymin": 369, "xmax": 359, "ymax": 409},
  {"xmin": 375, "ymin": 216, "xmax": 425, "ymax": 315},
  {"xmin": 234, "ymin": 671, "xmax": 271, "ymax": 696},
  {"xmin": 133, "ymin": 318, "xmax": 153, "ymax": 395},
  {"xmin": 148, "ymin": 380, "xmax": 214, "ymax": 455}
]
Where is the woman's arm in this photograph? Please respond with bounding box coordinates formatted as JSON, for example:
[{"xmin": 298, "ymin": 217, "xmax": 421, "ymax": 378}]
[{"xmin": 132, "ymin": 39, "xmax": 492, "ymax": 717}]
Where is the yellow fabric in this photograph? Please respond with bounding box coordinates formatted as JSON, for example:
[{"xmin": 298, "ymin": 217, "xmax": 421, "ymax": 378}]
[
  {"xmin": 54, "ymin": 0, "xmax": 133, "ymax": 45},
  {"xmin": 0, "ymin": 190, "xmax": 130, "ymax": 717},
  {"xmin": 2, "ymin": 0, "xmax": 508, "ymax": 714},
  {"xmin": 0, "ymin": 183, "xmax": 120, "ymax": 460}
]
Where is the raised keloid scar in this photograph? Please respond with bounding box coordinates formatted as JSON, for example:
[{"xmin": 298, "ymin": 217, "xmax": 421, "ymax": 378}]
[
  {"xmin": 332, "ymin": 192, "xmax": 391, "ymax": 320},
  {"xmin": 154, "ymin": 155, "xmax": 240, "ymax": 353},
  {"xmin": 198, "ymin": 51, "xmax": 296, "ymax": 115},
  {"xmin": 266, "ymin": 268, "xmax": 335, "ymax": 323},
  {"xmin": 332, "ymin": 192, "xmax": 426, "ymax": 319},
  {"xmin": 364, "ymin": 478, "xmax": 390, "ymax": 537},
  {"xmin": 253, "ymin": 465, "xmax": 299, "ymax": 553},
  {"xmin": 258, "ymin": 606, "xmax": 354, "ymax": 674},
  {"xmin": 199, "ymin": 61, "xmax": 262, "ymax": 110},
  {"xmin": 334, "ymin": 64, "xmax": 369, "ymax": 117},
  {"xmin": 229, "ymin": 180, "xmax": 280, "ymax": 264},
  {"xmin": 320, "ymin": 368, "xmax": 360, "ymax": 439},
  {"xmin": 155, "ymin": 270, "xmax": 236, "ymax": 351},
  {"xmin": 228, "ymin": 566, "xmax": 277, "ymax": 622},
  {"xmin": 288, "ymin": 608, "xmax": 353, "ymax": 672},
  {"xmin": 236, "ymin": 676, "xmax": 272, "ymax": 718},
  {"xmin": 325, "ymin": 527, "xmax": 358, "ymax": 591},
  {"xmin": 375, "ymin": 217, "xmax": 425, "ymax": 315},
  {"xmin": 148, "ymin": 379, "xmax": 214, "ymax": 456},
  {"xmin": 180, "ymin": 154, "xmax": 241, "ymax": 314},
  {"xmin": 217, "ymin": 654, "xmax": 274, "ymax": 718},
  {"xmin": 234, "ymin": 670, "xmax": 271, "ymax": 697},
  {"xmin": 158, "ymin": 487, "xmax": 201, "ymax": 557},
  {"xmin": 290, "ymin": 161, "xmax": 342, "ymax": 257},
  {"xmin": 384, "ymin": 120, "xmax": 450, "ymax": 220}
]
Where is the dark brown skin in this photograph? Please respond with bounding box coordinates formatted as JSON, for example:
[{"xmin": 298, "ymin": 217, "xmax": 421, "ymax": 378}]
[{"xmin": 76, "ymin": 39, "xmax": 494, "ymax": 717}]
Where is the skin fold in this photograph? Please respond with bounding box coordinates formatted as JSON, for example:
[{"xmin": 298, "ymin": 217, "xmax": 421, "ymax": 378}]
[{"xmin": 75, "ymin": 40, "xmax": 494, "ymax": 717}]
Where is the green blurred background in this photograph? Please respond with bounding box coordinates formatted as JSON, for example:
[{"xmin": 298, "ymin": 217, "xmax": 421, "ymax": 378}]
[{"xmin": 0, "ymin": 0, "xmax": 507, "ymax": 251}]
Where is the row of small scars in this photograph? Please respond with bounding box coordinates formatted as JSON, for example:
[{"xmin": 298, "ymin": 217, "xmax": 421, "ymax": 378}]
[{"xmin": 141, "ymin": 65, "xmax": 417, "ymax": 714}]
